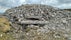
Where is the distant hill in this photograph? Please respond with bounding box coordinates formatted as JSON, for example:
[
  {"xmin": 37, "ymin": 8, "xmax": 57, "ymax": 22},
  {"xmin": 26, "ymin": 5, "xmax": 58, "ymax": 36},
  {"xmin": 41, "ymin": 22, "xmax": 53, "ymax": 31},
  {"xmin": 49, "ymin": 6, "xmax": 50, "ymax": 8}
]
[{"xmin": 63, "ymin": 9, "xmax": 71, "ymax": 11}]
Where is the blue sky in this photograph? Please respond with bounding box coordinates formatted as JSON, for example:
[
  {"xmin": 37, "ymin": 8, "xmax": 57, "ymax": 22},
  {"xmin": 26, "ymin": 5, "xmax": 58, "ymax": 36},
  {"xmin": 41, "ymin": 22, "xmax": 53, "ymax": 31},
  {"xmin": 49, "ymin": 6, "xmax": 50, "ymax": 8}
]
[{"xmin": 0, "ymin": 0, "xmax": 71, "ymax": 13}]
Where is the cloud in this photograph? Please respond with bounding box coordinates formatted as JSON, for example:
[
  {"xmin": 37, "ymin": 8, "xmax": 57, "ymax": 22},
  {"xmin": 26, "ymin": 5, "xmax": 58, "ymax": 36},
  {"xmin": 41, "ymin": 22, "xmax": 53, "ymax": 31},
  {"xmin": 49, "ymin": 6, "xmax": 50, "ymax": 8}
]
[
  {"xmin": 0, "ymin": 0, "xmax": 26, "ymax": 13},
  {"xmin": 0, "ymin": 6, "xmax": 8, "ymax": 13},
  {"xmin": 58, "ymin": 0, "xmax": 71, "ymax": 3},
  {"xmin": 56, "ymin": 3, "xmax": 71, "ymax": 9},
  {"xmin": 0, "ymin": 0, "xmax": 71, "ymax": 13},
  {"xmin": 0, "ymin": 0, "xmax": 26, "ymax": 7},
  {"xmin": 25, "ymin": 0, "xmax": 59, "ymax": 6}
]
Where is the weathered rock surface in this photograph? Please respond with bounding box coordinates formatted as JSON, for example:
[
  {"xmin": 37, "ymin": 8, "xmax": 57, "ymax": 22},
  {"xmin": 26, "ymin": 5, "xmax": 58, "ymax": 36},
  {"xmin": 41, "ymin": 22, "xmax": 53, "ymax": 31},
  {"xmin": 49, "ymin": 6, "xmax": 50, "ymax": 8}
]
[{"xmin": 0, "ymin": 4, "xmax": 71, "ymax": 40}]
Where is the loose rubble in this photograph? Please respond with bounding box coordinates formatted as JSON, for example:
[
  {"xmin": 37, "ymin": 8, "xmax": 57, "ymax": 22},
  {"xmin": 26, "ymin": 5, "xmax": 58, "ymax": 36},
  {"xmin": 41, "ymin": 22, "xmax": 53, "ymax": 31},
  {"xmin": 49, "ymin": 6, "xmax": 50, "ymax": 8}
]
[{"xmin": 0, "ymin": 4, "xmax": 71, "ymax": 40}]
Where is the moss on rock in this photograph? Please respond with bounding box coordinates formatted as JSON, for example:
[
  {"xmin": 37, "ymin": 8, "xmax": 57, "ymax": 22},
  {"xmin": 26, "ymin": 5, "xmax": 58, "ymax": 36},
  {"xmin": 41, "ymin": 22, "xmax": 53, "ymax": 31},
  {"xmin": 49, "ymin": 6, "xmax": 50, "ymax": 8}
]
[
  {"xmin": 0, "ymin": 16, "xmax": 11, "ymax": 32},
  {"xmin": 0, "ymin": 32, "xmax": 15, "ymax": 40}
]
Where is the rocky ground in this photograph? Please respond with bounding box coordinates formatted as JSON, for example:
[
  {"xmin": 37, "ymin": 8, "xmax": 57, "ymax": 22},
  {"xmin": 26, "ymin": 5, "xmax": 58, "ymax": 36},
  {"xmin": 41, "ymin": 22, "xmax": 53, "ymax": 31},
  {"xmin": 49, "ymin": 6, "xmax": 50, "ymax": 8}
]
[{"xmin": 0, "ymin": 4, "xmax": 71, "ymax": 40}]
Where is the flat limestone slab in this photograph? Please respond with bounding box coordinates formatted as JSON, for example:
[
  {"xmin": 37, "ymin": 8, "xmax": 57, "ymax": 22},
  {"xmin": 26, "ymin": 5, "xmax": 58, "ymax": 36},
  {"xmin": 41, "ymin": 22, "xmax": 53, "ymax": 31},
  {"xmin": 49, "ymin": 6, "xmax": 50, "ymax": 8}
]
[{"xmin": 19, "ymin": 20, "xmax": 49, "ymax": 24}]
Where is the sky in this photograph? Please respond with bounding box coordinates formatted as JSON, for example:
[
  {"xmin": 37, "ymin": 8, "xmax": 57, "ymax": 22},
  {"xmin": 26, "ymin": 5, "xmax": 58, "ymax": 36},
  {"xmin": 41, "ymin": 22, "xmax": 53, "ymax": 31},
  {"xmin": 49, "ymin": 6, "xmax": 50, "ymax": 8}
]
[{"xmin": 0, "ymin": 0, "xmax": 71, "ymax": 13}]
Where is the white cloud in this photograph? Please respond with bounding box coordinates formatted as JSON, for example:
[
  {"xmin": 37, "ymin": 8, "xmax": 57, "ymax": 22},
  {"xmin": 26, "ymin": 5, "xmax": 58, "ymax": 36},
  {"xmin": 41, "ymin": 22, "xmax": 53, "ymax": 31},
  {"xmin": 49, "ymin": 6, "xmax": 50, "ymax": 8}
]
[
  {"xmin": 40, "ymin": 0, "xmax": 59, "ymax": 6},
  {"xmin": 0, "ymin": 0, "xmax": 26, "ymax": 13},
  {"xmin": 0, "ymin": 6, "xmax": 8, "ymax": 13},
  {"xmin": 56, "ymin": 3, "xmax": 71, "ymax": 9},
  {"xmin": 19, "ymin": 0, "xmax": 26, "ymax": 4},
  {"xmin": 0, "ymin": 0, "xmax": 71, "ymax": 13}
]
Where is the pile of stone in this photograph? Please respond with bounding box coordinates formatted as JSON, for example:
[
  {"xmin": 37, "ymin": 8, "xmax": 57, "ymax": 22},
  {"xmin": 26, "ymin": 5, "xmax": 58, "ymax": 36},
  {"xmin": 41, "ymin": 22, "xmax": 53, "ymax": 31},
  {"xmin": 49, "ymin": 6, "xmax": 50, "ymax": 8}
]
[{"xmin": 1, "ymin": 4, "xmax": 71, "ymax": 40}]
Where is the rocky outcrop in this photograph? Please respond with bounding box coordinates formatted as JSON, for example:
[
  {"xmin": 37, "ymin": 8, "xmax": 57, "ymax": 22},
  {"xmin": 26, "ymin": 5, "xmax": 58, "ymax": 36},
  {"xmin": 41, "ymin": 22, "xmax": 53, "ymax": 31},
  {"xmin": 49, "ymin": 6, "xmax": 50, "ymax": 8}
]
[{"xmin": 0, "ymin": 4, "xmax": 71, "ymax": 40}]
